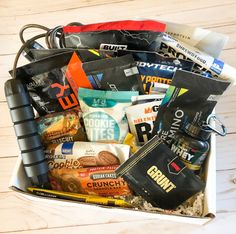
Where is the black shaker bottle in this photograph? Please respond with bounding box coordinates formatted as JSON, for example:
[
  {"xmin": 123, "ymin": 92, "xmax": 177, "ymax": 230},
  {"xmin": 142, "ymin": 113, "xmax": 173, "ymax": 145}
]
[{"xmin": 4, "ymin": 79, "xmax": 50, "ymax": 188}]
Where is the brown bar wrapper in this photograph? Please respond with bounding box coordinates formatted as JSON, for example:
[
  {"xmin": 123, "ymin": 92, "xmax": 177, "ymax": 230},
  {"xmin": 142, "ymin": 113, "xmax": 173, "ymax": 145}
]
[
  {"xmin": 49, "ymin": 166, "xmax": 132, "ymax": 197},
  {"xmin": 37, "ymin": 108, "xmax": 87, "ymax": 145}
]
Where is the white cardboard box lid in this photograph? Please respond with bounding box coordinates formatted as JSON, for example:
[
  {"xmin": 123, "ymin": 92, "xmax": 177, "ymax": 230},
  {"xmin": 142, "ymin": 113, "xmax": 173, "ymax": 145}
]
[{"xmin": 9, "ymin": 135, "xmax": 216, "ymax": 225}]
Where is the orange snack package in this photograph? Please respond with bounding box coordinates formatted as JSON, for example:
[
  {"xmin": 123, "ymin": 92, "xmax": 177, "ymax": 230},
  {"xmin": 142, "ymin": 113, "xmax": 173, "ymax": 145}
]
[{"xmin": 49, "ymin": 165, "xmax": 132, "ymax": 197}]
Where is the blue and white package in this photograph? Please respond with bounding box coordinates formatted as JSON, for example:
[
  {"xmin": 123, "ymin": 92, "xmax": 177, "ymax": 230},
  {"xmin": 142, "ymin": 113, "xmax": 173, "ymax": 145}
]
[
  {"xmin": 78, "ymin": 88, "xmax": 138, "ymax": 143},
  {"xmin": 117, "ymin": 50, "xmax": 194, "ymax": 93},
  {"xmin": 158, "ymin": 33, "xmax": 236, "ymax": 85}
]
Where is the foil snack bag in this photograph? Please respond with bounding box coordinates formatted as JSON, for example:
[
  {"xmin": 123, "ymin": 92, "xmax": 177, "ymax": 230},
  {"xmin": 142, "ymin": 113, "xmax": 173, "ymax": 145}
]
[
  {"xmin": 126, "ymin": 100, "xmax": 163, "ymax": 145},
  {"xmin": 37, "ymin": 108, "xmax": 87, "ymax": 145},
  {"xmin": 82, "ymin": 54, "xmax": 144, "ymax": 92},
  {"xmin": 116, "ymin": 135, "xmax": 205, "ymax": 209},
  {"xmin": 45, "ymin": 141, "xmax": 130, "ymax": 169},
  {"xmin": 78, "ymin": 88, "xmax": 138, "ymax": 143},
  {"xmin": 63, "ymin": 20, "xmax": 166, "ymax": 51},
  {"xmin": 50, "ymin": 165, "xmax": 133, "ymax": 197},
  {"xmin": 152, "ymin": 70, "xmax": 230, "ymax": 145},
  {"xmin": 117, "ymin": 50, "xmax": 194, "ymax": 93}
]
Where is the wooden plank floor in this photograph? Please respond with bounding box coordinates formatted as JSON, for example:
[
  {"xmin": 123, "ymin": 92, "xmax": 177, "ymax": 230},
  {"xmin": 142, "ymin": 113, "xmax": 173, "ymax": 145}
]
[{"xmin": 0, "ymin": 0, "xmax": 236, "ymax": 233}]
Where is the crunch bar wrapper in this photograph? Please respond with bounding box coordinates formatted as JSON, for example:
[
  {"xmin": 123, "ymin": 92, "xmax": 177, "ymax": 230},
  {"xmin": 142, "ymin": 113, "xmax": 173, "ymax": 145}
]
[
  {"xmin": 158, "ymin": 33, "xmax": 236, "ymax": 84},
  {"xmin": 49, "ymin": 166, "xmax": 133, "ymax": 197},
  {"xmin": 78, "ymin": 88, "xmax": 138, "ymax": 143},
  {"xmin": 63, "ymin": 20, "xmax": 166, "ymax": 51},
  {"xmin": 117, "ymin": 50, "xmax": 194, "ymax": 93},
  {"xmin": 12, "ymin": 51, "xmax": 110, "ymax": 116},
  {"xmin": 163, "ymin": 21, "xmax": 228, "ymax": 58},
  {"xmin": 45, "ymin": 141, "xmax": 130, "ymax": 169},
  {"xmin": 152, "ymin": 70, "xmax": 231, "ymax": 145},
  {"xmin": 115, "ymin": 135, "xmax": 205, "ymax": 210}
]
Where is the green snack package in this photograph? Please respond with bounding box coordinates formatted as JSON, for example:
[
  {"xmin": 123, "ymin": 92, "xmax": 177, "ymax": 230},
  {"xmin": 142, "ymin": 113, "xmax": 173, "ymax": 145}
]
[{"xmin": 78, "ymin": 88, "xmax": 138, "ymax": 143}]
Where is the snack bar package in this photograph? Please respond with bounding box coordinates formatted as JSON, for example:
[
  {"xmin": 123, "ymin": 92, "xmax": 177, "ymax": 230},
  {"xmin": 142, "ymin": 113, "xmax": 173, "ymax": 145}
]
[
  {"xmin": 63, "ymin": 20, "xmax": 166, "ymax": 51},
  {"xmin": 45, "ymin": 141, "xmax": 130, "ymax": 169},
  {"xmin": 37, "ymin": 108, "xmax": 87, "ymax": 145},
  {"xmin": 82, "ymin": 54, "xmax": 144, "ymax": 92},
  {"xmin": 163, "ymin": 21, "xmax": 228, "ymax": 58},
  {"xmin": 117, "ymin": 50, "xmax": 194, "ymax": 93},
  {"xmin": 50, "ymin": 165, "xmax": 133, "ymax": 197},
  {"xmin": 158, "ymin": 33, "xmax": 236, "ymax": 84},
  {"xmin": 78, "ymin": 88, "xmax": 138, "ymax": 143},
  {"xmin": 126, "ymin": 100, "xmax": 163, "ymax": 145},
  {"xmin": 152, "ymin": 70, "xmax": 231, "ymax": 145},
  {"xmin": 116, "ymin": 135, "xmax": 205, "ymax": 209}
]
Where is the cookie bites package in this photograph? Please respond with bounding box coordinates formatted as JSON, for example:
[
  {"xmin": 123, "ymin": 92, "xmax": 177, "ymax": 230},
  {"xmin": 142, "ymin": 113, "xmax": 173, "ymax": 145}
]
[{"xmin": 78, "ymin": 88, "xmax": 138, "ymax": 143}]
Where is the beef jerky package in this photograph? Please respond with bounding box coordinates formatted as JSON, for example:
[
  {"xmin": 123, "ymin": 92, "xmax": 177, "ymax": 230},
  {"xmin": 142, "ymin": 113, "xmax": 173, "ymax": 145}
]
[
  {"xmin": 116, "ymin": 135, "xmax": 205, "ymax": 209},
  {"xmin": 11, "ymin": 51, "xmax": 108, "ymax": 116},
  {"xmin": 37, "ymin": 108, "xmax": 87, "ymax": 145},
  {"xmin": 63, "ymin": 20, "xmax": 166, "ymax": 51},
  {"xmin": 152, "ymin": 70, "xmax": 231, "ymax": 145},
  {"xmin": 117, "ymin": 50, "xmax": 194, "ymax": 93},
  {"xmin": 78, "ymin": 88, "xmax": 138, "ymax": 143},
  {"xmin": 30, "ymin": 48, "xmax": 111, "ymax": 61},
  {"xmin": 158, "ymin": 33, "xmax": 236, "ymax": 84},
  {"xmin": 126, "ymin": 100, "xmax": 163, "ymax": 145},
  {"xmin": 82, "ymin": 54, "xmax": 143, "ymax": 92}
]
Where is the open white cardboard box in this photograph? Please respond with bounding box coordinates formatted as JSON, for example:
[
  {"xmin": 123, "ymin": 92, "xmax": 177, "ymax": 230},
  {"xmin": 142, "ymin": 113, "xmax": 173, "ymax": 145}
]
[{"xmin": 9, "ymin": 133, "xmax": 216, "ymax": 226}]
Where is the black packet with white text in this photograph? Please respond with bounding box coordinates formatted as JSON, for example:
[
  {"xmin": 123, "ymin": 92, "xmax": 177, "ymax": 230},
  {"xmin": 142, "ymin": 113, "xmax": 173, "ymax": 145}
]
[
  {"xmin": 152, "ymin": 70, "xmax": 230, "ymax": 145},
  {"xmin": 116, "ymin": 135, "xmax": 205, "ymax": 209},
  {"xmin": 63, "ymin": 31, "xmax": 164, "ymax": 52},
  {"xmin": 10, "ymin": 51, "xmax": 109, "ymax": 116},
  {"xmin": 63, "ymin": 20, "xmax": 165, "ymax": 51},
  {"xmin": 82, "ymin": 54, "xmax": 144, "ymax": 93},
  {"xmin": 117, "ymin": 50, "xmax": 194, "ymax": 93}
]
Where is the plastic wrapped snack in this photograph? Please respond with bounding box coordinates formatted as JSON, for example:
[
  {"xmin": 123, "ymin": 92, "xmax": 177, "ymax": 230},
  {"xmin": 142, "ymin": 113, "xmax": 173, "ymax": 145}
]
[
  {"xmin": 50, "ymin": 165, "xmax": 133, "ymax": 197},
  {"xmin": 37, "ymin": 108, "xmax": 87, "ymax": 145},
  {"xmin": 45, "ymin": 141, "xmax": 130, "ymax": 169}
]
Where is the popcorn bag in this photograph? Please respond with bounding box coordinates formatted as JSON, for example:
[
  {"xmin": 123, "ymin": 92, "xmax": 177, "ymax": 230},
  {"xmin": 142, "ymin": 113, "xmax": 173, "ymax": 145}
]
[{"xmin": 7, "ymin": 20, "xmax": 234, "ymax": 225}]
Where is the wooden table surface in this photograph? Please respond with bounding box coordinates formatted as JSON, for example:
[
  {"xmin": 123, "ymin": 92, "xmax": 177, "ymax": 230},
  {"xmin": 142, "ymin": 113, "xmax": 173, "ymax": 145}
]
[{"xmin": 0, "ymin": 0, "xmax": 236, "ymax": 233}]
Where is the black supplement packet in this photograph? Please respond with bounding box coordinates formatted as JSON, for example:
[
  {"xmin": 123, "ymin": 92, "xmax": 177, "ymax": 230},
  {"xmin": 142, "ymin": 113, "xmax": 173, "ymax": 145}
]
[
  {"xmin": 10, "ymin": 51, "xmax": 107, "ymax": 116},
  {"xmin": 115, "ymin": 135, "xmax": 205, "ymax": 209},
  {"xmin": 82, "ymin": 54, "xmax": 144, "ymax": 93},
  {"xmin": 62, "ymin": 20, "xmax": 166, "ymax": 52},
  {"xmin": 117, "ymin": 50, "xmax": 194, "ymax": 93},
  {"xmin": 152, "ymin": 70, "xmax": 231, "ymax": 145}
]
